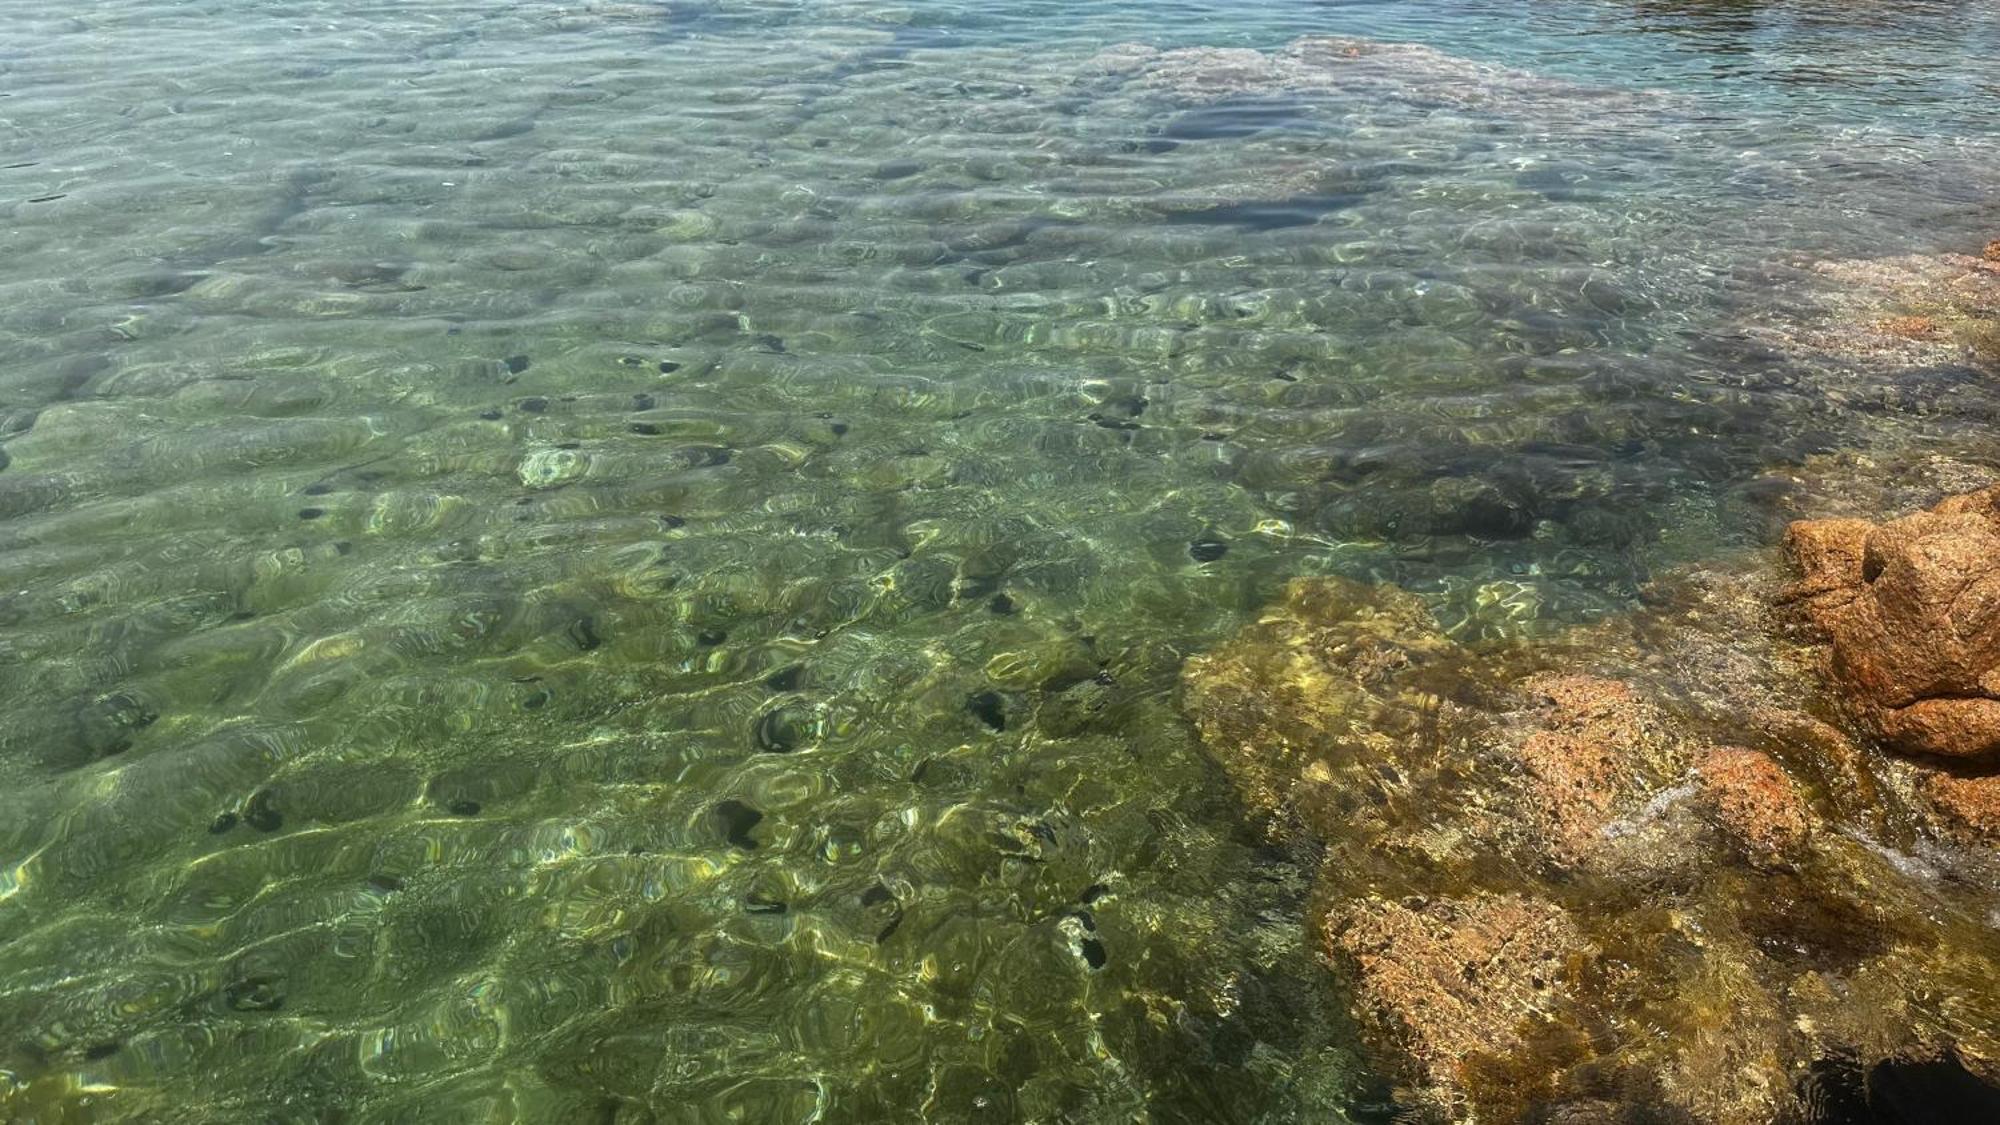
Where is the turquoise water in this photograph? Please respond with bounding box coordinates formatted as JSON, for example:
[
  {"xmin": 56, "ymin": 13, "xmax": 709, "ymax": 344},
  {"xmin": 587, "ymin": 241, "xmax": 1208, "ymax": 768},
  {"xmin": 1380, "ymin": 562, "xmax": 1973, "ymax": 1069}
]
[{"xmin": 1, "ymin": 1, "xmax": 1997, "ymax": 1121}]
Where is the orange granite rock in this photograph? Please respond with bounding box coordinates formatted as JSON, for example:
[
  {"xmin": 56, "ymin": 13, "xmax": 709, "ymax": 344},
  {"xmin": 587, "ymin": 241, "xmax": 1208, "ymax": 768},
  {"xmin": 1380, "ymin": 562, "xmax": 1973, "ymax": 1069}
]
[
  {"xmin": 1514, "ymin": 675, "xmax": 1681, "ymax": 861},
  {"xmin": 1923, "ymin": 771, "xmax": 2000, "ymax": 840},
  {"xmin": 1697, "ymin": 746, "xmax": 1812, "ymax": 860},
  {"xmin": 1785, "ymin": 485, "xmax": 2000, "ymax": 759},
  {"xmin": 1186, "ymin": 562, "xmax": 2000, "ymax": 1123},
  {"xmin": 1326, "ymin": 894, "xmax": 1593, "ymax": 1102},
  {"xmin": 1781, "ymin": 517, "xmax": 1873, "ymax": 604}
]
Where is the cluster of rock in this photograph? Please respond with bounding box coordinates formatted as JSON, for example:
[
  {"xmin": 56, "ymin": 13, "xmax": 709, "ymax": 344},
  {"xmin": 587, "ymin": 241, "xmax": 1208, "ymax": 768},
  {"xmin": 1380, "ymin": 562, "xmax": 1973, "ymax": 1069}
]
[{"xmin": 1181, "ymin": 490, "xmax": 2000, "ymax": 1120}]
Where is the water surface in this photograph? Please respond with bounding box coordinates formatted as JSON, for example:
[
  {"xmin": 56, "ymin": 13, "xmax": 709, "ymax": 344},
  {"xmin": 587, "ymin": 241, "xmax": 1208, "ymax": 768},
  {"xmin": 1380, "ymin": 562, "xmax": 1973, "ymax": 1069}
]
[{"xmin": 2, "ymin": 1, "xmax": 1998, "ymax": 1120}]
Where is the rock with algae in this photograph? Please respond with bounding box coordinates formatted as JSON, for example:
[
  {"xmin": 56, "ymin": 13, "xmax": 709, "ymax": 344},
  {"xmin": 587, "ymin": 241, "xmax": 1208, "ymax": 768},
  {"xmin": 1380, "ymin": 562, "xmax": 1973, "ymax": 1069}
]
[
  {"xmin": 1182, "ymin": 565, "xmax": 2000, "ymax": 1122},
  {"xmin": 1326, "ymin": 893, "xmax": 1598, "ymax": 1115},
  {"xmin": 1179, "ymin": 577, "xmax": 1462, "ymax": 830}
]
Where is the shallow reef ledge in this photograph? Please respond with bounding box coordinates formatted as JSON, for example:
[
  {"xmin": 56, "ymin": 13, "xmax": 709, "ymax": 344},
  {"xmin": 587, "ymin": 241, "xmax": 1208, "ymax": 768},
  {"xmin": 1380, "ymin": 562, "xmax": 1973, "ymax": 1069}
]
[{"xmin": 1182, "ymin": 482, "xmax": 2000, "ymax": 1120}]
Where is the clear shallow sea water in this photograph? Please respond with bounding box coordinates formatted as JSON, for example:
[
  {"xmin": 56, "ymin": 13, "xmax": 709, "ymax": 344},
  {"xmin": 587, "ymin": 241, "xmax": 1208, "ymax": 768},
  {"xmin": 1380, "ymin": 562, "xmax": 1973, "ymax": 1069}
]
[{"xmin": 0, "ymin": 1, "xmax": 1997, "ymax": 1121}]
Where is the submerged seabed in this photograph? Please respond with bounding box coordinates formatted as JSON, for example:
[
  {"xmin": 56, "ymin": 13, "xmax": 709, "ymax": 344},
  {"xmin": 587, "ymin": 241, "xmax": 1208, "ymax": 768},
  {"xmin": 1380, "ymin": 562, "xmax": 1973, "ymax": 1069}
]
[{"xmin": 0, "ymin": 1, "xmax": 1998, "ymax": 1121}]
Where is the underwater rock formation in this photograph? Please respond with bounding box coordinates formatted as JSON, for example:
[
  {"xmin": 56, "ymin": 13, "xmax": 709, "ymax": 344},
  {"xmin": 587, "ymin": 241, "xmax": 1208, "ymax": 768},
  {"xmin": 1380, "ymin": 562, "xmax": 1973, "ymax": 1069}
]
[
  {"xmin": 1696, "ymin": 746, "xmax": 1813, "ymax": 864},
  {"xmin": 1772, "ymin": 245, "xmax": 2000, "ymax": 374},
  {"xmin": 1182, "ymin": 563, "xmax": 2000, "ymax": 1122},
  {"xmin": 1327, "ymin": 893, "xmax": 1595, "ymax": 1109},
  {"xmin": 1088, "ymin": 36, "xmax": 1660, "ymax": 120},
  {"xmin": 1785, "ymin": 485, "xmax": 2000, "ymax": 760}
]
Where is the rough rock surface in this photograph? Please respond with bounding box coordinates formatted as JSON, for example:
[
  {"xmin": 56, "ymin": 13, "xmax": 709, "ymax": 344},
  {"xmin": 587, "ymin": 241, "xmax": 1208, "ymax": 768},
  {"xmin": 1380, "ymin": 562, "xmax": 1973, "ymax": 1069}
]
[
  {"xmin": 1697, "ymin": 746, "xmax": 1812, "ymax": 861},
  {"xmin": 1923, "ymin": 770, "xmax": 2000, "ymax": 840},
  {"xmin": 1785, "ymin": 484, "xmax": 2000, "ymax": 760},
  {"xmin": 1512, "ymin": 675, "xmax": 1685, "ymax": 863},
  {"xmin": 1183, "ymin": 564, "xmax": 2000, "ymax": 1122},
  {"xmin": 1327, "ymin": 894, "xmax": 1594, "ymax": 1111}
]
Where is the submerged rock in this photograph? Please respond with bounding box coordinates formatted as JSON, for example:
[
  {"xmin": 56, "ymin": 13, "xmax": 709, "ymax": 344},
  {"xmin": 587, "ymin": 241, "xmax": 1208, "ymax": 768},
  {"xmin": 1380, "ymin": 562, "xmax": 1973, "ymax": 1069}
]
[
  {"xmin": 1179, "ymin": 576, "xmax": 1459, "ymax": 828},
  {"xmin": 1327, "ymin": 893, "xmax": 1595, "ymax": 1112},
  {"xmin": 1182, "ymin": 564, "xmax": 2000, "ymax": 1122},
  {"xmin": 1696, "ymin": 746, "xmax": 1813, "ymax": 863},
  {"xmin": 1511, "ymin": 674, "xmax": 1686, "ymax": 864},
  {"xmin": 1089, "ymin": 36, "xmax": 1661, "ymax": 121},
  {"xmin": 1785, "ymin": 485, "xmax": 2000, "ymax": 760},
  {"xmin": 1922, "ymin": 770, "xmax": 2000, "ymax": 841},
  {"xmin": 1770, "ymin": 247, "xmax": 2000, "ymax": 375}
]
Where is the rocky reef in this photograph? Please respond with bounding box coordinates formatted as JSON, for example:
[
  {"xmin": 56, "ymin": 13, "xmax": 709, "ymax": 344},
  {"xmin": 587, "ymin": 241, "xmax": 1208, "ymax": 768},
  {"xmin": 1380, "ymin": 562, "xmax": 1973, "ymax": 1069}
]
[{"xmin": 1182, "ymin": 493, "xmax": 2000, "ymax": 1119}]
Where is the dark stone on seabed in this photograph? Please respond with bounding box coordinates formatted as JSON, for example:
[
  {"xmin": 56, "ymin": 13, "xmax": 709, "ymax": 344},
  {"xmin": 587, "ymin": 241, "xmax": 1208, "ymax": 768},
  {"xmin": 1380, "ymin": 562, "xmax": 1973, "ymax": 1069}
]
[
  {"xmin": 1159, "ymin": 96, "xmax": 1311, "ymax": 142},
  {"xmin": 224, "ymin": 973, "xmax": 285, "ymax": 1012},
  {"xmin": 1080, "ymin": 937, "xmax": 1107, "ymax": 969},
  {"xmin": 243, "ymin": 789, "xmax": 282, "ymax": 833},
  {"xmin": 1163, "ymin": 194, "xmax": 1370, "ymax": 231},
  {"xmin": 754, "ymin": 706, "xmax": 807, "ymax": 752},
  {"xmin": 713, "ymin": 799, "xmax": 763, "ymax": 850},
  {"xmin": 1802, "ymin": 1052, "xmax": 2000, "ymax": 1124},
  {"xmin": 966, "ymin": 690, "xmax": 1007, "ymax": 731}
]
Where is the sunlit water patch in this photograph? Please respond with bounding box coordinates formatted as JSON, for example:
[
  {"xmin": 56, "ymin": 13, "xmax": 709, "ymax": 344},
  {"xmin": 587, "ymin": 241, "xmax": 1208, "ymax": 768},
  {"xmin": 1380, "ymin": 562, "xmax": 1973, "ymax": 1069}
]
[{"xmin": 1, "ymin": 0, "xmax": 1998, "ymax": 1120}]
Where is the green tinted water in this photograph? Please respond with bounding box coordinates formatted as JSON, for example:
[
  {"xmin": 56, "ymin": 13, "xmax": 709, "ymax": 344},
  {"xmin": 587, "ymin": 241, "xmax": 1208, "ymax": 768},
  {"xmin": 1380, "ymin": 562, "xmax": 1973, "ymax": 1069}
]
[{"xmin": 2, "ymin": 1, "xmax": 1998, "ymax": 1121}]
